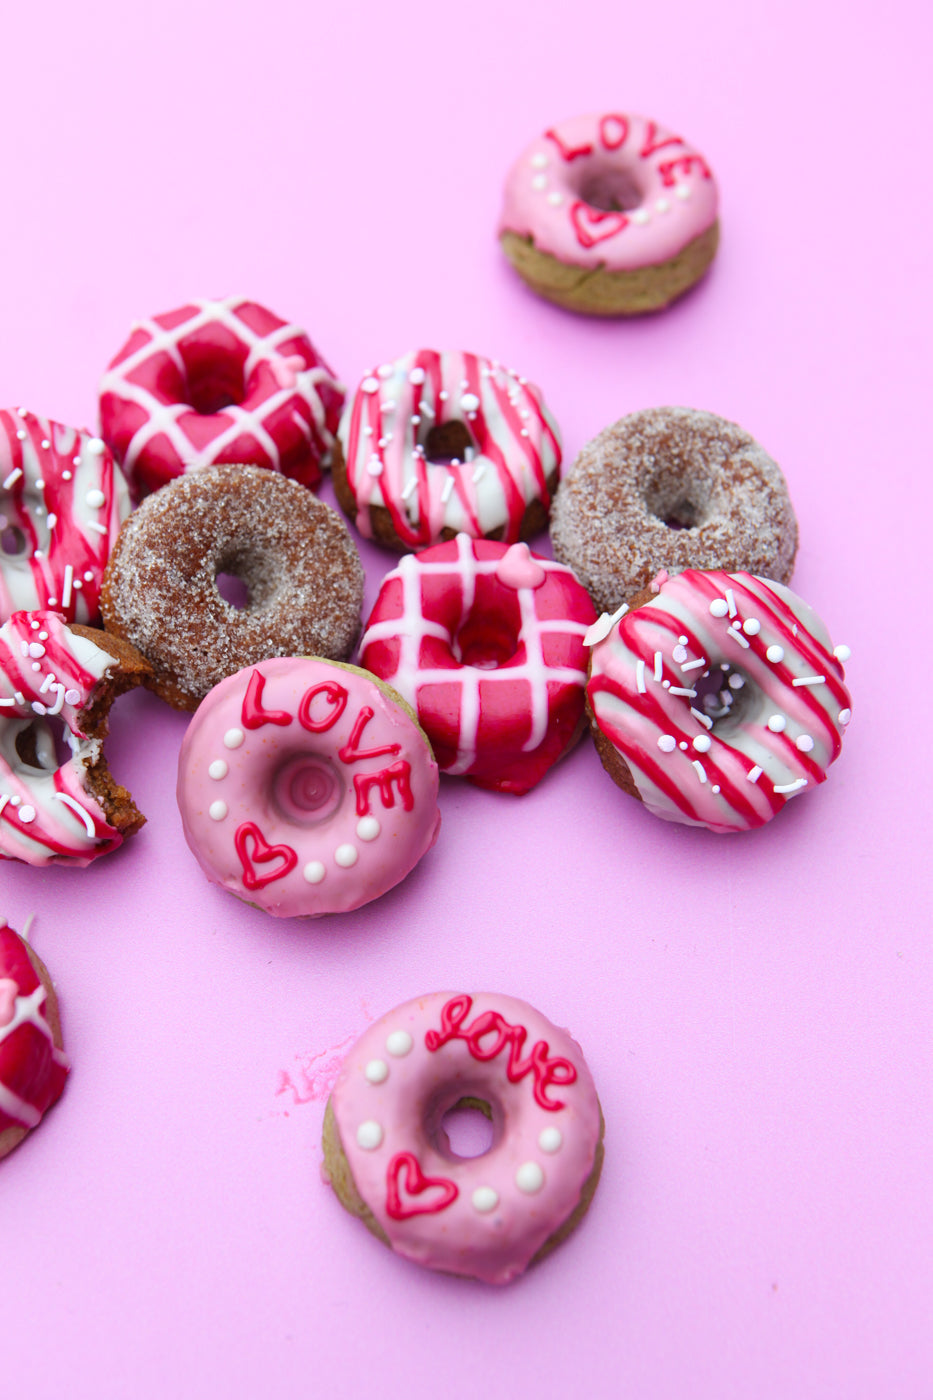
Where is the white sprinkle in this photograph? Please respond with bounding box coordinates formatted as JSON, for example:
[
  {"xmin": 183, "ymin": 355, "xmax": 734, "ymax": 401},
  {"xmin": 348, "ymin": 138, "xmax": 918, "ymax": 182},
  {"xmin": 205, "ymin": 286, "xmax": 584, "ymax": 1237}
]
[
  {"xmin": 796, "ymin": 735, "xmax": 815, "ymax": 752},
  {"xmin": 546, "ymin": 191, "xmax": 564, "ymax": 206},
  {"xmin": 441, "ymin": 475, "xmax": 456, "ymax": 504},
  {"xmin": 386, "ymin": 1030, "xmax": 413, "ymax": 1057},
  {"xmin": 63, "ymin": 688, "xmax": 80, "ymax": 705},
  {"xmin": 690, "ymin": 707, "xmax": 713, "ymax": 731},
  {"xmin": 709, "ymin": 598, "xmax": 729, "ymax": 618},
  {"xmin": 209, "ymin": 801, "xmax": 227, "ymax": 821},
  {"xmin": 85, "ymin": 437, "xmax": 106, "ymax": 455},
  {"xmin": 516, "ymin": 1162, "xmax": 545, "ymax": 1194},
  {"xmin": 223, "ymin": 727, "xmax": 245, "ymax": 749},
  {"xmin": 410, "ymin": 415, "xmax": 421, "ymax": 427},
  {"xmin": 636, "ymin": 659, "xmax": 646, "ymax": 693},
  {"xmin": 658, "ymin": 735, "xmax": 676, "ymax": 753},
  {"xmin": 73, "ymin": 456, "xmax": 82, "ymax": 467},
  {"xmin": 692, "ymin": 760, "xmax": 708, "ymax": 784},
  {"xmin": 679, "ymin": 741, "xmax": 688, "ymax": 751},
  {"xmin": 378, "ymin": 364, "xmax": 394, "ymax": 379},
  {"xmin": 730, "ymin": 629, "xmax": 751, "ymax": 649},
  {"xmin": 208, "ymin": 760, "xmax": 228, "ymax": 780},
  {"xmin": 62, "ymin": 471, "xmax": 72, "ymax": 481},
  {"xmin": 335, "ymin": 844, "xmax": 358, "ymax": 868},
  {"xmin": 539, "ymin": 1127, "xmax": 563, "ymax": 1153},
  {"xmin": 668, "ymin": 686, "xmax": 697, "ymax": 698},
  {"xmin": 662, "ymin": 679, "xmax": 671, "ymax": 689},
  {"xmin": 365, "ymin": 1060, "xmax": 388, "ymax": 1085},
  {"xmin": 302, "ymin": 861, "xmax": 326, "ymax": 884},
  {"xmin": 681, "ymin": 658, "xmax": 706, "ymax": 672},
  {"xmin": 767, "ymin": 715, "xmax": 787, "ymax": 733},
  {"xmin": 40, "ymin": 438, "xmax": 50, "ymax": 450},
  {"xmin": 653, "ymin": 650, "xmax": 663, "ymax": 681},
  {"xmin": 367, "ymin": 456, "xmax": 383, "ymax": 478},
  {"xmin": 471, "ymin": 1187, "xmax": 498, "ymax": 1214},
  {"xmin": 357, "ymin": 816, "xmax": 381, "ymax": 841},
  {"xmin": 693, "ymin": 733, "xmax": 712, "ymax": 752},
  {"xmin": 834, "ymin": 644, "xmax": 851, "ymax": 662},
  {"xmin": 86, "ymin": 522, "xmax": 107, "ymax": 535},
  {"xmin": 15, "ymin": 431, "xmax": 26, "ymax": 442},
  {"xmin": 18, "ymin": 806, "xmax": 36, "ymax": 824},
  {"xmin": 728, "ymin": 673, "xmax": 745, "ymax": 690},
  {"xmin": 2, "ymin": 469, "xmax": 23, "ymax": 488},
  {"xmin": 53, "ymin": 792, "xmax": 95, "ymax": 836},
  {"xmin": 531, "ymin": 173, "xmax": 547, "ymax": 191},
  {"xmin": 61, "ymin": 565, "xmax": 73, "ymax": 609},
  {"xmin": 748, "ymin": 765, "xmax": 763, "ymax": 783},
  {"xmin": 16, "ymin": 407, "xmax": 27, "ymax": 417},
  {"xmin": 792, "ymin": 675, "xmax": 826, "ymax": 687},
  {"xmin": 656, "ymin": 197, "xmax": 670, "ymax": 213},
  {"xmin": 418, "ymin": 400, "xmax": 434, "ymax": 418},
  {"xmin": 361, "ymin": 376, "xmax": 380, "ymax": 394},
  {"xmin": 46, "ymin": 514, "xmax": 58, "ymax": 530},
  {"xmin": 675, "ymin": 183, "xmax": 692, "ymax": 200},
  {"xmin": 766, "ymin": 645, "xmax": 785, "ymax": 664},
  {"xmin": 673, "ymin": 644, "xmax": 688, "ymax": 664},
  {"xmin": 438, "ymin": 390, "xmax": 448, "ymax": 402},
  {"xmin": 460, "ymin": 392, "xmax": 480, "ymax": 413},
  {"xmin": 356, "ymin": 1120, "xmax": 384, "ymax": 1150},
  {"xmin": 27, "ymin": 642, "xmax": 45, "ymax": 659},
  {"xmin": 530, "ymin": 152, "xmax": 548, "ymax": 169},
  {"xmin": 10, "ymin": 795, "xmax": 20, "ymax": 805},
  {"xmin": 631, "ymin": 208, "xmax": 650, "ymax": 224},
  {"xmin": 774, "ymin": 777, "xmax": 808, "ymax": 796},
  {"xmin": 401, "ymin": 477, "xmax": 419, "ymax": 501},
  {"xmin": 409, "ymin": 367, "xmax": 426, "ymax": 386},
  {"xmin": 725, "ymin": 589, "xmax": 736, "ymax": 617},
  {"xmin": 712, "ymin": 784, "xmax": 721, "ymax": 794},
  {"xmin": 471, "ymin": 460, "xmax": 487, "ymax": 484},
  {"xmin": 83, "ymin": 571, "xmax": 93, "ymax": 582},
  {"xmin": 838, "ymin": 708, "xmax": 852, "ymax": 726},
  {"xmin": 743, "ymin": 618, "xmax": 761, "ymax": 636}
]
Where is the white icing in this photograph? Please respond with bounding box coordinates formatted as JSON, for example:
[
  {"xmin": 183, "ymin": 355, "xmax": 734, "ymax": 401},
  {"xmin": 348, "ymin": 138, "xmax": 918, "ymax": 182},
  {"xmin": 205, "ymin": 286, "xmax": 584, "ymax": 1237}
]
[
  {"xmin": 385, "ymin": 1031, "xmax": 413, "ymax": 1057},
  {"xmin": 471, "ymin": 1186, "xmax": 499, "ymax": 1213},
  {"xmin": 515, "ymin": 1162, "xmax": 545, "ymax": 1193},
  {"xmin": 208, "ymin": 759, "xmax": 228, "ymax": 780},
  {"xmin": 356, "ymin": 816, "xmax": 380, "ymax": 841},
  {"xmin": 302, "ymin": 860, "xmax": 326, "ymax": 884},
  {"xmin": 538, "ymin": 1127, "xmax": 563, "ymax": 1153},
  {"xmin": 223, "ymin": 727, "xmax": 245, "ymax": 749},
  {"xmin": 334, "ymin": 843, "xmax": 358, "ymax": 868},
  {"xmin": 365, "ymin": 1060, "xmax": 388, "ymax": 1084},
  {"xmin": 356, "ymin": 1120, "xmax": 384, "ymax": 1150}
]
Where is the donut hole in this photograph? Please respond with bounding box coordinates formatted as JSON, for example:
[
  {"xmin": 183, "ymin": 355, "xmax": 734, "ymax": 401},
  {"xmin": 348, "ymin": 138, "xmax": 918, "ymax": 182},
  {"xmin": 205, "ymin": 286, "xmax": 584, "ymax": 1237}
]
[
  {"xmin": 184, "ymin": 353, "xmax": 244, "ymax": 415},
  {"xmin": 435, "ymin": 1096, "xmax": 496, "ymax": 1161},
  {"xmin": 424, "ymin": 420, "xmax": 475, "ymax": 467},
  {"xmin": 6, "ymin": 716, "xmax": 75, "ymax": 773},
  {"xmin": 644, "ymin": 472, "xmax": 708, "ymax": 531},
  {"xmin": 0, "ymin": 522, "xmax": 28, "ymax": 557},
  {"xmin": 271, "ymin": 751, "xmax": 345, "ymax": 826},
  {"xmin": 215, "ymin": 571, "xmax": 251, "ymax": 610},
  {"xmin": 692, "ymin": 663, "xmax": 754, "ymax": 728},
  {"xmin": 579, "ymin": 165, "xmax": 644, "ymax": 214},
  {"xmin": 452, "ymin": 614, "xmax": 519, "ymax": 670}
]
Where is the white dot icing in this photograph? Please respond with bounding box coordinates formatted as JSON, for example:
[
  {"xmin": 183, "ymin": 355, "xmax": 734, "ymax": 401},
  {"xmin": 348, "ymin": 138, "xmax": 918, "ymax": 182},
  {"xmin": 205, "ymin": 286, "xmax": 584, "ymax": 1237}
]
[
  {"xmin": 538, "ymin": 1127, "xmax": 563, "ymax": 1153},
  {"xmin": 356, "ymin": 1120, "xmax": 384, "ymax": 1150},
  {"xmin": 356, "ymin": 816, "xmax": 380, "ymax": 841},
  {"xmin": 208, "ymin": 759, "xmax": 228, "ymax": 780},
  {"xmin": 209, "ymin": 800, "xmax": 227, "ymax": 821},
  {"xmin": 471, "ymin": 1187, "xmax": 499, "ymax": 1213},
  {"xmin": 223, "ymin": 727, "xmax": 245, "ymax": 749},
  {"xmin": 386, "ymin": 1030, "xmax": 413, "ymax": 1057},
  {"xmin": 302, "ymin": 860, "xmax": 326, "ymax": 884},
  {"xmin": 335, "ymin": 843, "xmax": 358, "ymax": 868},
  {"xmin": 365, "ymin": 1059, "xmax": 388, "ymax": 1085},
  {"xmin": 546, "ymin": 191, "xmax": 564, "ymax": 206},
  {"xmin": 515, "ymin": 1162, "xmax": 544, "ymax": 1194},
  {"xmin": 530, "ymin": 152, "xmax": 548, "ymax": 169}
]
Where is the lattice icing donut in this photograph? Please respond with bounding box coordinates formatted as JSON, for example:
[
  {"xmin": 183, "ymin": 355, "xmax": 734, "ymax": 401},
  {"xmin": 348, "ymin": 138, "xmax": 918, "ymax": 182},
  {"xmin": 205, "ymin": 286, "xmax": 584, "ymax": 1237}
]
[
  {"xmin": 322, "ymin": 992, "xmax": 604, "ymax": 1284},
  {"xmin": 586, "ymin": 570, "xmax": 853, "ymax": 832},
  {"xmin": 99, "ymin": 296, "xmax": 345, "ymax": 498},
  {"xmin": 0, "ymin": 920, "xmax": 69, "ymax": 1159},
  {"xmin": 0, "ymin": 409, "xmax": 130, "ymax": 625},
  {"xmin": 359, "ymin": 535, "xmax": 597, "ymax": 794},
  {"xmin": 176, "ymin": 657, "xmax": 441, "ymax": 917},
  {"xmin": 332, "ymin": 350, "xmax": 561, "ymax": 551},
  {"xmin": 0, "ymin": 610, "xmax": 149, "ymax": 865},
  {"xmin": 500, "ymin": 112, "xmax": 719, "ymax": 315}
]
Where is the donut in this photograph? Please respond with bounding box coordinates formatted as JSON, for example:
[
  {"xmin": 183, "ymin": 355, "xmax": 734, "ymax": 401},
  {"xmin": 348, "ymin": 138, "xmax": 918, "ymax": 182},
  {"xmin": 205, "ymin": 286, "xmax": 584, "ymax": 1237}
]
[
  {"xmin": 101, "ymin": 465, "xmax": 364, "ymax": 710},
  {"xmin": 585, "ymin": 569, "xmax": 853, "ymax": 833},
  {"xmin": 0, "ymin": 921, "xmax": 69, "ymax": 1160},
  {"xmin": 322, "ymin": 991, "xmax": 604, "ymax": 1284},
  {"xmin": 359, "ymin": 534, "xmax": 597, "ymax": 794},
  {"xmin": 99, "ymin": 296, "xmax": 345, "ymax": 499},
  {"xmin": 0, "ymin": 408, "xmax": 130, "ymax": 625},
  {"xmin": 0, "ymin": 610, "xmax": 149, "ymax": 865},
  {"xmin": 551, "ymin": 407, "xmax": 798, "ymax": 615},
  {"xmin": 176, "ymin": 657, "xmax": 441, "ymax": 917},
  {"xmin": 332, "ymin": 350, "xmax": 561, "ymax": 551},
  {"xmin": 499, "ymin": 112, "xmax": 719, "ymax": 315}
]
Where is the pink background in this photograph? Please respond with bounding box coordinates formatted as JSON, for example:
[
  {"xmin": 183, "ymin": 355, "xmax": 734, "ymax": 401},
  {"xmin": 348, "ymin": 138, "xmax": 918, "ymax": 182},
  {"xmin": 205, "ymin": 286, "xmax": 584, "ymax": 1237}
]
[{"xmin": 1, "ymin": 1, "xmax": 929, "ymax": 1396}]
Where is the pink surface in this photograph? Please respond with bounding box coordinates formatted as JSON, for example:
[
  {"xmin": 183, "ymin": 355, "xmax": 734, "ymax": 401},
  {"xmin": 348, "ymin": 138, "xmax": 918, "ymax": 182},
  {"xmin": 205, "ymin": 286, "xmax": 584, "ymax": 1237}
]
[{"xmin": 0, "ymin": 1, "xmax": 929, "ymax": 1397}]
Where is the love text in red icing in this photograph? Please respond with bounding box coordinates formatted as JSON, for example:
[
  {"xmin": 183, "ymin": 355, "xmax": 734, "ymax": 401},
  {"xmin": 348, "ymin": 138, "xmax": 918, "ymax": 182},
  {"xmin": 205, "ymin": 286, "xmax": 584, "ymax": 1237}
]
[{"xmin": 424, "ymin": 994, "xmax": 577, "ymax": 1111}]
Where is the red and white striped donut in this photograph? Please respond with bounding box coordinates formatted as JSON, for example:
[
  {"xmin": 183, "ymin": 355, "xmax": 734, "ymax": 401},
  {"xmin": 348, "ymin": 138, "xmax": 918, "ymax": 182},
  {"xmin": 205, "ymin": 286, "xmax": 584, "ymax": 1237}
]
[
  {"xmin": 333, "ymin": 350, "xmax": 561, "ymax": 550},
  {"xmin": 586, "ymin": 570, "xmax": 853, "ymax": 832},
  {"xmin": 0, "ymin": 409, "xmax": 129, "ymax": 625},
  {"xmin": 99, "ymin": 297, "xmax": 345, "ymax": 498},
  {"xmin": 0, "ymin": 920, "xmax": 68, "ymax": 1159},
  {"xmin": 360, "ymin": 535, "xmax": 597, "ymax": 794}
]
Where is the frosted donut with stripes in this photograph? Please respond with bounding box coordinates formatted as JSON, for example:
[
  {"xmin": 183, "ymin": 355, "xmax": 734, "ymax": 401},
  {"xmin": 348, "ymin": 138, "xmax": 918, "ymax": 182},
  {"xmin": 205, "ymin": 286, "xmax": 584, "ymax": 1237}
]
[
  {"xmin": 332, "ymin": 350, "xmax": 561, "ymax": 551},
  {"xmin": 0, "ymin": 920, "xmax": 69, "ymax": 1159},
  {"xmin": 586, "ymin": 570, "xmax": 852, "ymax": 832}
]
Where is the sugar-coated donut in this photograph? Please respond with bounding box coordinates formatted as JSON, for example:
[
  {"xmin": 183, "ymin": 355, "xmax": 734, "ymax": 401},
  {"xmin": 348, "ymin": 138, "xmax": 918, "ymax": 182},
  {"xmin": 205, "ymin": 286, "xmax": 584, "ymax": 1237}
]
[
  {"xmin": 332, "ymin": 350, "xmax": 561, "ymax": 551},
  {"xmin": 586, "ymin": 569, "xmax": 853, "ymax": 832},
  {"xmin": 0, "ymin": 921, "xmax": 69, "ymax": 1160},
  {"xmin": 99, "ymin": 296, "xmax": 345, "ymax": 499},
  {"xmin": 177, "ymin": 657, "xmax": 441, "ymax": 917},
  {"xmin": 0, "ymin": 408, "xmax": 130, "ymax": 625},
  {"xmin": 552, "ymin": 407, "xmax": 798, "ymax": 615},
  {"xmin": 500, "ymin": 112, "xmax": 719, "ymax": 315},
  {"xmin": 101, "ymin": 465, "xmax": 364, "ymax": 710},
  {"xmin": 0, "ymin": 611, "xmax": 149, "ymax": 865},
  {"xmin": 360, "ymin": 534, "xmax": 597, "ymax": 794},
  {"xmin": 323, "ymin": 991, "xmax": 603, "ymax": 1284}
]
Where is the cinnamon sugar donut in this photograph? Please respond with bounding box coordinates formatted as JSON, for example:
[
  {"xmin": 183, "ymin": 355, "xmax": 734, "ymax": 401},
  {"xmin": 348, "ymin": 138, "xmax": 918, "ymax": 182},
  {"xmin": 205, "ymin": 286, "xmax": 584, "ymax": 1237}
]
[
  {"xmin": 101, "ymin": 465, "xmax": 364, "ymax": 710},
  {"xmin": 551, "ymin": 408, "xmax": 798, "ymax": 615}
]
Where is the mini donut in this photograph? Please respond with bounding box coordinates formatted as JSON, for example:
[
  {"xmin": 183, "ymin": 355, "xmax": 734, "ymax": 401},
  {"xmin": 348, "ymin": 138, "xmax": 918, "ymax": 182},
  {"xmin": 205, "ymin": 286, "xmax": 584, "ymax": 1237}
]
[
  {"xmin": 500, "ymin": 112, "xmax": 719, "ymax": 315},
  {"xmin": 0, "ymin": 408, "xmax": 130, "ymax": 625},
  {"xmin": 101, "ymin": 464, "xmax": 364, "ymax": 710},
  {"xmin": 332, "ymin": 350, "xmax": 561, "ymax": 551},
  {"xmin": 585, "ymin": 569, "xmax": 853, "ymax": 833},
  {"xmin": 176, "ymin": 657, "xmax": 441, "ymax": 917},
  {"xmin": 359, "ymin": 534, "xmax": 597, "ymax": 794},
  {"xmin": 0, "ymin": 610, "xmax": 149, "ymax": 866},
  {"xmin": 99, "ymin": 296, "xmax": 345, "ymax": 499},
  {"xmin": 322, "ymin": 991, "xmax": 604, "ymax": 1284},
  {"xmin": 0, "ymin": 920, "xmax": 69, "ymax": 1160},
  {"xmin": 551, "ymin": 407, "xmax": 798, "ymax": 615}
]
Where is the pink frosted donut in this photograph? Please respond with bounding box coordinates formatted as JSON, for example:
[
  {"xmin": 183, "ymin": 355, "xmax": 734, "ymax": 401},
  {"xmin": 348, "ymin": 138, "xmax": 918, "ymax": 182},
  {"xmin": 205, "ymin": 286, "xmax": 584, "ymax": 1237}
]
[
  {"xmin": 323, "ymin": 992, "xmax": 604, "ymax": 1284},
  {"xmin": 586, "ymin": 570, "xmax": 853, "ymax": 832},
  {"xmin": 332, "ymin": 350, "xmax": 561, "ymax": 551},
  {"xmin": 0, "ymin": 920, "xmax": 69, "ymax": 1159},
  {"xmin": 99, "ymin": 296, "xmax": 345, "ymax": 498},
  {"xmin": 500, "ymin": 112, "xmax": 719, "ymax": 315},
  {"xmin": 0, "ymin": 409, "xmax": 129, "ymax": 625},
  {"xmin": 177, "ymin": 657, "xmax": 441, "ymax": 917},
  {"xmin": 359, "ymin": 535, "xmax": 597, "ymax": 794}
]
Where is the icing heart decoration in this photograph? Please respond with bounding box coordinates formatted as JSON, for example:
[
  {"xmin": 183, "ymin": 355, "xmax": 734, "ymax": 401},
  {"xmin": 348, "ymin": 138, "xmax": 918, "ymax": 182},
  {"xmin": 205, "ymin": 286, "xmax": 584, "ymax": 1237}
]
[
  {"xmin": 234, "ymin": 822, "xmax": 298, "ymax": 890},
  {"xmin": 385, "ymin": 1151, "xmax": 458, "ymax": 1220},
  {"xmin": 0, "ymin": 978, "xmax": 19, "ymax": 1028},
  {"xmin": 570, "ymin": 201, "xmax": 629, "ymax": 250}
]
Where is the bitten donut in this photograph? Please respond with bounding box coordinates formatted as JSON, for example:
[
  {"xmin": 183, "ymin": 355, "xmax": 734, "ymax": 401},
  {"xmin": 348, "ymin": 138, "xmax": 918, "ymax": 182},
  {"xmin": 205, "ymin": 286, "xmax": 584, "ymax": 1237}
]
[
  {"xmin": 332, "ymin": 350, "xmax": 561, "ymax": 551},
  {"xmin": 323, "ymin": 991, "xmax": 604, "ymax": 1284},
  {"xmin": 551, "ymin": 407, "xmax": 798, "ymax": 615},
  {"xmin": 101, "ymin": 465, "xmax": 364, "ymax": 710},
  {"xmin": 0, "ymin": 611, "xmax": 149, "ymax": 865},
  {"xmin": 359, "ymin": 535, "xmax": 597, "ymax": 794},
  {"xmin": 0, "ymin": 921, "xmax": 69, "ymax": 1160},
  {"xmin": 586, "ymin": 569, "xmax": 853, "ymax": 832},
  {"xmin": 500, "ymin": 112, "xmax": 719, "ymax": 315},
  {"xmin": 177, "ymin": 657, "xmax": 441, "ymax": 917},
  {"xmin": 0, "ymin": 408, "xmax": 130, "ymax": 625},
  {"xmin": 99, "ymin": 296, "xmax": 344, "ymax": 499}
]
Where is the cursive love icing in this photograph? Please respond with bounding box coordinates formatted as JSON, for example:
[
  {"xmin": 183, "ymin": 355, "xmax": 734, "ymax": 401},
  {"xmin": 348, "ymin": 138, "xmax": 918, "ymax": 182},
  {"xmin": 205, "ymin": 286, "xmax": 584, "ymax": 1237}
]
[{"xmin": 424, "ymin": 994, "xmax": 577, "ymax": 1111}]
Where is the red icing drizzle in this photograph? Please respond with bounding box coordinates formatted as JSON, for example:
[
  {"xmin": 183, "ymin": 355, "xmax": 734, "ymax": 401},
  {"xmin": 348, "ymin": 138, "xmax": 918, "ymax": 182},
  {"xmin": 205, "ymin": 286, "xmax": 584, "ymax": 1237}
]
[
  {"xmin": 337, "ymin": 706, "xmax": 402, "ymax": 765},
  {"xmin": 354, "ymin": 761, "xmax": 414, "ymax": 817},
  {"xmin": 424, "ymin": 994, "xmax": 577, "ymax": 1111},
  {"xmin": 599, "ymin": 113, "xmax": 629, "ymax": 150},
  {"xmin": 639, "ymin": 121, "xmax": 685, "ymax": 158},
  {"xmin": 298, "ymin": 681, "xmax": 349, "ymax": 733},
  {"xmin": 242, "ymin": 669, "xmax": 293, "ymax": 730},
  {"xmin": 545, "ymin": 126, "xmax": 594, "ymax": 161},
  {"xmin": 234, "ymin": 822, "xmax": 298, "ymax": 889},
  {"xmin": 658, "ymin": 154, "xmax": 712, "ymax": 186},
  {"xmin": 385, "ymin": 1151, "xmax": 458, "ymax": 1220}
]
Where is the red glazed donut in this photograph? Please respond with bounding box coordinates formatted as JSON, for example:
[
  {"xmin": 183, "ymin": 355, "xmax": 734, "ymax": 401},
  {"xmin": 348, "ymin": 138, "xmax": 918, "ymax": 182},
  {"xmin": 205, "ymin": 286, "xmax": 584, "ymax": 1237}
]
[
  {"xmin": 359, "ymin": 534, "xmax": 597, "ymax": 794},
  {"xmin": 0, "ymin": 920, "xmax": 68, "ymax": 1159},
  {"xmin": 99, "ymin": 297, "xmax": 345, "ymax": 498}
]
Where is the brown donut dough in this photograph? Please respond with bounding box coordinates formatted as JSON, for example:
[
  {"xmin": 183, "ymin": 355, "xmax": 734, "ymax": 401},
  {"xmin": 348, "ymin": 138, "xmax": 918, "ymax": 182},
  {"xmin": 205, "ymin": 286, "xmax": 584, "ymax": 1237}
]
[
  {"xmin": 101, "ymin": 464, "xmax": 364, "ymax": 710},
  {"xmin": 551, "ymin": 407, "xmax": 798, "ymax": 615}
]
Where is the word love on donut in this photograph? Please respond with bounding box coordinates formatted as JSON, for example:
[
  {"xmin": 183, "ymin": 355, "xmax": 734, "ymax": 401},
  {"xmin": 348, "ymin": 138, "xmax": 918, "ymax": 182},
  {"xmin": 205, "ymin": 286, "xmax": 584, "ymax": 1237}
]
[
  {"xmin": 323, "ymin": 992, "xmax": 604, "ymax": 1284},
  {"xmin": 499, "ymin": 112, "xmax": 720, "ymax": 315},
  {"xmin": 586, "ymin": 570, "xmax": 853, "ymax": 833},
  {"xmin": 0, "ymin": 920, "xmax": 69, "ymax": 1160},
  {"xmin": 176, "ymin": 657, "xmax": 441, "ymax": 917}
]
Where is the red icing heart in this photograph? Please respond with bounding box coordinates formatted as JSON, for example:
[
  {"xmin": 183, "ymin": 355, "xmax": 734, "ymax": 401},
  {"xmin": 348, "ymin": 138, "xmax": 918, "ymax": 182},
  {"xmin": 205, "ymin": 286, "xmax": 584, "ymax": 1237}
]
[
  {"xmin": 570, "ymin": 201, "xmax": 628, "ymax": 250},
  {"xmin": 0, "ymin": 977, "xmax": 18, "ymax": 1028},
  {"xmin": 385, "ymin": 1151, "xmax": 458, "ymax": 1220},
  {"xmin": 234, "ymin": 822, "xmax": 298, "ymax": 890}
]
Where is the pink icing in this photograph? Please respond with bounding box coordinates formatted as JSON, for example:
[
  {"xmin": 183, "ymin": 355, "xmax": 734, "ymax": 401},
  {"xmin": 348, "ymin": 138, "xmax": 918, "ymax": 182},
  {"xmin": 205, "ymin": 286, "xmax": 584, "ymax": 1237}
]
[
  {"xmin": 0, "ymin": 409, "xmax": 130, "ymax": 625},
  {"xmin": 99, "ymin": 296, "xmax": 345, "ymax": 498},
  {"xmin": 176, "ymin": 657, "xmax": 441, "ymax": 917},
  {"xmin": 500, "ymin": 112, "xmax": 718, "ymax": 270},
  {"xmin": 359, "ymin": 534, "xmax": 597, "ymax": 795},
  {"xmin": 587, "ymin": 570, "xmax": 853, "ymax": 832},
  {"xmin": 0, "ymin": 922, "xmax": 68, "ymax": 1139},
  {"xmin": 328, "ymin": 992, "xmax": 602, "ymax": 1284}
]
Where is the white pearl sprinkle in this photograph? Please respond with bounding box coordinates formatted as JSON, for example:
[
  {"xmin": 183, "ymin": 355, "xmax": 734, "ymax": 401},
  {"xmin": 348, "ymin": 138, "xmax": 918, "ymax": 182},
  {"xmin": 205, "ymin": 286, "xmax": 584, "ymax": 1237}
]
[
  {"xmin": 631, "ymin": 208, "xmax": 650, "ymax": 224},
  {"xmin": 223, "ymin": 727, "xmax": 245, "ymax": 749},
  {"xmin": 209, "ymin": 800, "xmax": 227, "ymax": 821},
  {"xmin": 728, "ymin": 674, "xmax": 745, "ymax": 690},
  {"xmin": 27, "ymin": 642, "xmax": 45, "ymax": 658},
  {"xmin": 386, "ymin": 1030, "xmax": 413, "ymax": 1057},
  {"xmin": 356, "ymin": 816, "xmax": 380, "ymax": 842},
  {"xmin": 40, "ymin": 438, "xmax": 50, "ymax": 450},
  {"xmin": 516, "ymin": 1162, "xmax": 544, "ymax": 1194},
  {"xmin": 378, "ymin": 364, "xmax": 394, "ymax": 379},
  {"xmin": 546, "ymin": 191, "xmax": 564, "ymax": 206},
  {"xmin": 693, "ymin": 734, "xmax": 712, "ymax": 753},
  {"xmin": 409, "ymin": 367, "xmax": 426, "ymax": 386},
  {"xmin": 674, "ymin": 183, "xmax": 692, "ymax": 200},
  {"xmin": 15, "ymin": 430, "xmax": 26, "ymax": 441},
  {"xmin": 767, "ymin": 715, "xmax": 787, "ymax": 733},
  {"xmin": 361, "ymin": 376, "xmax": 380, "ymax": 394},
  {"xmin": 834, "ymin": 644, "xmax": 851, "ymax": 662},
  {"xmin": 365, "ymin": 1060, "xmax": 388, "ymax": 1085},
  {"xmin": 673, "ymin": 644, "xmax": 688, "ymax": 663},
  {"xmin": 303, "ymin": 861, "xmax": 326, "ymax": 884},
  {"xmin": 743, "ymin": 618, "xmax": 761, "ymax": 635},
  {"xmin": 62, "ymin": 471, "xmax": 72, "ymax": 481},
  {"xmin": 838, "ymin": 708, "xmax": 852, "ymax": 726},
  {"xmin": 86, "ymin": 437, "xmax": 106, "ymax": 455},
  {"xmin": 766, "ymin": 645, "xmax": 785, "ymax": 664},
  {"xmin": 538, "ymin": 1127, "xmax": 563, "ymax": 1153},
  {"xmin": 64, "ymin": 688, "xmax": 80, "ymax": 704},
  {"xmin": 19, "ymin": 806, "xmax": 36, "ymax": 823},
  {"xmin": 712, "ymin": 784, "xmax": 721, "ymax": 794},
  {"xmin": 460, "ymin": 392, "xmax": 480, "ymax": 413},
  {"xmin": 530, "ymin": 152, "xmax": 548, "ymax": 169},
  {"xmin": 658, "ymin": 735, "xmax": 676, "ymax": 753},
  {"xmin": 335, "ymin": 844, "xmax": 358, "ymax": 868},
  {"xmin": 796, "ymin": 735, "xmax": 815, "ymax": 752},
  {"xmin": 85, "ymin": 489, "xmax": 106, "ymax": 508},
  {"xmin": 679, "ymin": 740, "xmax": 688, "ymax": 751},
  {"xmin": 208, "ymin": 760, "xmax": 228, "ymax": 780},
  {"xmin": 471, "ymin": 1187, "xmax": 499, "ymax": 1214},
  {"xmin": 709, "ymin": 599, "xmax": 729, "ymax": 617},
  {"xmin": 356, "ymin": 1120, "xmax": 384, "ymax": 1150}
]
